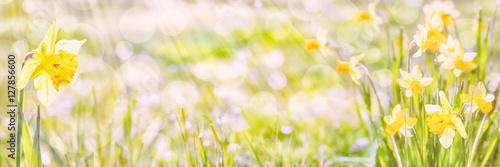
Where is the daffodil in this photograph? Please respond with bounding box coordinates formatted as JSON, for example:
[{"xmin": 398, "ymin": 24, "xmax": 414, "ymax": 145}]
[
  {"xmin": 384, "ymin": 104, "xmax": 418, "ymax": 137},
  {"xmin": 460, "ymin": 82, "xmax": 495, "ymax": 114},
  {"xmin": 439, "ymin": 41, "xmax": 477, "ymax": 76},
  {"xmin": 413, "ymin": 24, "xmax": 446, "ymax": 57},
  {"xmin": 423, "ymin": 1, "xmax": 459, "ymax": 28},
  {"xmin": 17, "ymin": 18, "xmax": 86, "ymax": 106},
  {"xmin": 305, "ymin": 27, "xmax": 331, "ymax": 57},
  {"xmin": 437, "ymin": 35, "xmax": 460, "ymax": 62},
  {"xmin": 425, "ymin": 91, "xmax": 467, "ymax": 149},
  {"xmin": 355, "ymin": 0, "xmax": 383, "ymax": 30},
  {"xmin": 396, "ymin": 65, "xmax": 433, "ymax": 97},
  {"xmin": 337, "ymin": 54, "xmax": 364, "ymax": 85},
  {"xmin": 472, "ymin": 15, "xmax": 489, "ymax": 33}
]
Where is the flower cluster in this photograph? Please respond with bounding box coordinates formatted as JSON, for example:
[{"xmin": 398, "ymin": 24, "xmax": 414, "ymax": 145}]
[{"xmin": 305, "ymin": 0, "xmax": 497, "ymax": 150}]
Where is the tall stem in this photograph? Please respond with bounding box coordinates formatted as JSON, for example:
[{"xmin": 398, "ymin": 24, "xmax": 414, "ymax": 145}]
[
  {"xmin": 391, "ymin": 136, "xmax": 403, "ymax": 167},
  {"xmin": 467, "ymin": 113, "xmax": 488, "ymax": 167}
]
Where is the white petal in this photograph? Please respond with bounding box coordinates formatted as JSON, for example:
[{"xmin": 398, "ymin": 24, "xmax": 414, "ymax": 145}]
[
  {"xmin": 400, "ymin": 69, "xmax": 412, "ymax": 81},
  {"xmin": 452, "ymin": 117, "xmax": 467, "ymax": 138},
  {"xmin": 485, "ymin": 94, "xmax": 495, "ymax": 102},
  {"xmin": 462, "ymin": 52, "xmax": 477, "ymax": 62},
  {"xmin": 392, "ymin": 104, "xmax": 402, "ymax": 119},
  {"xmin": 453, "ymin": 69, "xmax": 462, "ymax": 77},
  {"xmin": 419, "ymin": 77, "xmax": 434, "ymax": 86},
  {"xmin": 34, "ymin": 72, "xmax": 58, "ymax": 106},
  {"xmin": 410, "ymin": 65, "xmax": 422, "ymax": 79},
  {"xmin": 424, "ymin": 105, "xmax": 442, "ymax": 114},
  {"xmin": 439, "ymin": 126, "xmax": 455, "ymax": 149},
  {"xmin": 405, "ymin": 89, "xmax": 413, "ymax": 97},
  {"xmin": 55, "ymin": 39, "xmax": 86, "ymax": 55}
]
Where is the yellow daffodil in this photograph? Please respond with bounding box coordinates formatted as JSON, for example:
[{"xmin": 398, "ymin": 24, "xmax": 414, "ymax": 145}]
[
  {"xmin": 337, "ymin": 54, "xmax": 364, "ymax": 85},
  {"xmin": 413, "ymin": 24, "xmax": 446, "ymax": 57},
  {"xmin": 17, "ymin": 18, "xmax": 86, "ymax": 106},
  {"xmin": 384, "ymin": 104, "xmax": 418, "ymax": 137},
  {"xmin": 460, "ymin": 82, "xmax": 495, "ymax": 114},
  {"xmin": 355, "ymin": 0, "xmax": 383, "ymax": 30},
  {"xmin": 305, "ymin": 27, "xmax": 331, "ymax": 56},
  {"xmin": 423, "ymin": 1, "xmax": 459, "ymax": 28},
  {"xmin": 425, "ymin": 91, "xmax": 467, "ymax": 149},
  {"xmin": 439, "ymin": 42, "xmax": 477, "ymax": 77},
  {"xmin": 396, "ymin": 65, "xmax": 433, "ymax": 97}
]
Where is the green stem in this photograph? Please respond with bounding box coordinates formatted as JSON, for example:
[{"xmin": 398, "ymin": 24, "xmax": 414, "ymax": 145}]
[
  {"xmin": 15, "ymin": 88, "xmax": 24, "ymax": 167},
  {"xmin": 467, "ymin": 113, "xmax": 488, "ymax": 167},
  {"xmin": 391, "ymin": 136, "xmax": 403, "ymax": 167}
]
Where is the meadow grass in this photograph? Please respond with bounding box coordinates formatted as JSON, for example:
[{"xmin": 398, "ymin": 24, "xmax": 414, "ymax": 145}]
[{"xmin": 2, "ymin": 0, "xmax": 500, "ymax": 166}]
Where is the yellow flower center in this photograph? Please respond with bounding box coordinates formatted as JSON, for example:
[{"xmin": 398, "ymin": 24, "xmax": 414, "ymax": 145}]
[
  {"xmin": 423, "ymin": 39, "xmax": 440, "ymax": 52},
  {"xmin": 38, "ymin": 43, "xmax": 78, "ymax": 91},
  {"xmin": 438, "ymin": 11, "xmax": 454, "ymax": 26},
  {"xmin": 337, "ymin": 60, "xmax": 351, "ymax": 73},
  {"xmin": 453, "ymin": 59, "xmax": 467, "ymax": 70},
  {"xmin": 475, "ymin": 97, "xmax": 493, "ymax": 113},
  {"xmin": 305, "ymin": 39, "xmax": 320, "ymax": 51},
  {"xmin": 427, "ymin": 113, "xmax": 454, "ymax": 135},
  {"xmin": 356, "ymin": 11, "xmax": 371, "ymax": 22},
  {"xmin": 385, "ymin": 121, "xmax": 403, "ymax": 136},
  {"xmin": 410, "ymin": 81, "xmax": 423, "ymax": 95}
]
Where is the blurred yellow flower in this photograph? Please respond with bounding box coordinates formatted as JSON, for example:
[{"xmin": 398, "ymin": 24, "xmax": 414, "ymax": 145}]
[
  {"xmin": 17, "ymin": 18, "xmax": 86, "ymax": 106},
  {"xmin": 413, "ymin": 24, "xmax": 446, "ymax": 57},
  {"xmin": 396, "ymin": 65, "xmax": 433, "ymax": 97},
  {"xmin": 439, "ymin": 42, "xmax": 477, "ymax": 77},
  {"xmin": 437, "ymin": 35, "xmax": 460, "ymax": 62},
  {"xmin": 460, "ymin": 82, "xmax": 495, "ymax": 114},
  {"xmin": 472, "ymin": 16, "xmax": 489, "ymax": 33},
  {"xmin": 355, "ymin": 0, "xmax": 383, "ymax": 30},
  {"xmin": 337, "ymin": 54, "xmax": 364, "ymax": 85},
  {"xmin": 305, "ymin": 27, "xmax": 330, "ymax": 56},
  {"xmin": 423, "ymin": 1, "xmax": 459, "ymax": 28},
  {"xmin": 425, "ymin": 91, "xmax": 467, "ymax": 149},
  {"xmin": 384, "ymin": 104, "xmax": 418, "ymax": 137}
]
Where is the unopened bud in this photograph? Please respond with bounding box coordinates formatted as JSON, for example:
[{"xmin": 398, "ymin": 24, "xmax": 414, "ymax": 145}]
[{"xmin": 23, "ymin": 52, "xmax": 34, "ymax": 65}]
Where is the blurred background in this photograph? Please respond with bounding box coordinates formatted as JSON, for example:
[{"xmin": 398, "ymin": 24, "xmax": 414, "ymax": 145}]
[{"xmin": 0, "ymin": 0, "xmax": 499, "ymax": 166}]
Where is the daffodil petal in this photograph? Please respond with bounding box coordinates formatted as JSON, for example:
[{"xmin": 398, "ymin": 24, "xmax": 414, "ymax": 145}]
[
  {"xmin": 439, "ymin": 126, "xmax": 455, "ymax": 148},
  {"xmin": 477, "ymin": 82, "xmax": 487, "ymax": 95},
  {"xmin": 452, "ymin": 117, "xmax": 467, "ymax": 138},
  {"xmin": 34, "ymin": 72, "xmax": 58, "ymax": 106},
  {"xmin": 413, "ymin": 48, "xmax": 422, "ymax": 58},
  {"xmin": 453, "ymin": 69, "xmax": 462, "ymax": 77},
  {"xmin": 55, "ymin": 39, "xmax": 86, "ymax": 55},
  {"xmin": 425, "ymin": 105, "xmax": 441, "ymax": 114},
  {"xmin": 36, "ymin": 18, "xmax": 60, "ymax": 55},
  {"xmin": 405, "ymin": 89, "xmax": 413, "ymax": 97},
  {"xmin": 397, "ymin": 78, "xmax": 410, "ymax": 88},
  {"xmin": 419, "ymin": 77, "xmax": 434, "ymax": 86},
  {"xmin": 392, "ymin": 104, "xmax": 402, "ymax": 119},
  {"xmin": 460, "ymin": 94, "xmax": 472, "ymax": 103},
  {"xmin": 17, "ymin": 59, "xmax": 42, "ymax": 90},
  {"xmin": 463, "ymin": 52, "xmax": 477, "ymax": 62},
  {"xmin": 485, "ymin": 94, "xmax": 495, "ymax": 102},
  {"xmin": 350, "ymin": 74, "xmax": 361, "ymax": 85},
  {"xmin": 439, "ymin": 91, "xmax": 453, "ymax": 114},
  {"xmin": 400, "ymin": 129, "xmax": 412, "ymax": 137},
  {"xmin": 441, "ymin": 61, "xmax": 454, "ymax": 69},
  {"xmin": 400, "ymin": 69, "xmax": 411, "ymax": 81},
  {"xmin": 410, "ymin": 65, "xmax": 422, "ymax": 79},
  {"xmin": 384, "ymin": 115, "xmax": 391, "ymax": 123},
  {"xmin": 407, "ymin": 118, "xmax": 418, "ymax": 126}
]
